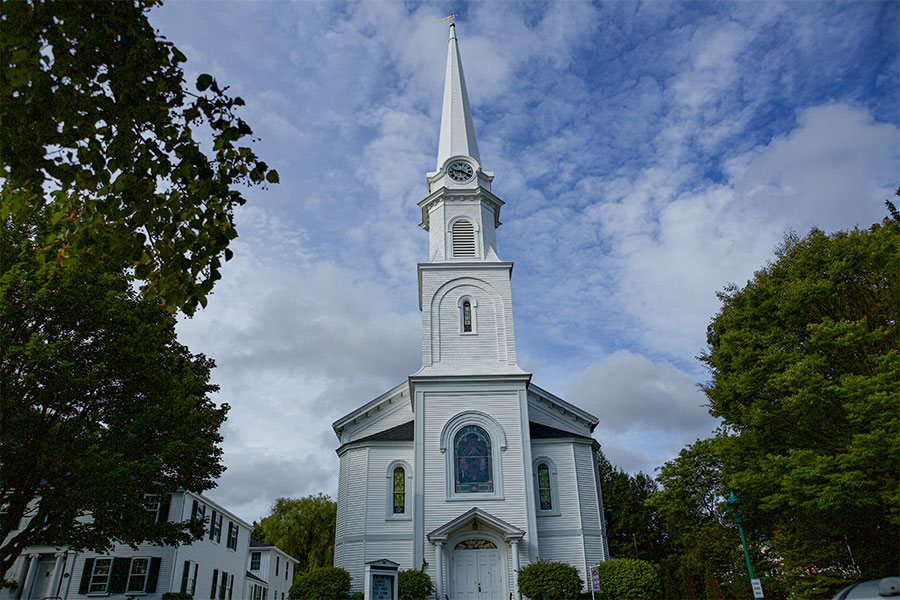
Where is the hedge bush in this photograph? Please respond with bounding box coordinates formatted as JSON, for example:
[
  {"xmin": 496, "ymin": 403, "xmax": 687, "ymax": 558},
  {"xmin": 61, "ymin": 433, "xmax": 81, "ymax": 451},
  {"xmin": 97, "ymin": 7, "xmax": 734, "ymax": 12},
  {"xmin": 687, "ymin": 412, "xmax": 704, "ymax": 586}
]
[
  {"xmin": 398, "ymin": 568, "xmax": 434, "ymax": 600},
  {"xmin": 518, "ymin": 561, "xmax": 584, "ymax": 600},
  {"xmin": 593, "ymin": 558, "xmax": 661, "ymax": 600},
  {"xmin": 348, "ymin": 593, "xmax": 364, "ymax": 600},
  {"xmin": 289, "ymin": 567, "xmax": 352, "ymax": 600}
]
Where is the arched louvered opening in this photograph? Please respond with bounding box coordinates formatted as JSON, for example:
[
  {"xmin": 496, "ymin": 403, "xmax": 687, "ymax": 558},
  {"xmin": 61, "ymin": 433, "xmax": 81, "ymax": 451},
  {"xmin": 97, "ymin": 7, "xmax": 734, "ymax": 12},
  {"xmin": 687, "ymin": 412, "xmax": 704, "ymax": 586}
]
[{"xmin": 452, "ymin": 219, "xmax": 476, "ymax": 257}]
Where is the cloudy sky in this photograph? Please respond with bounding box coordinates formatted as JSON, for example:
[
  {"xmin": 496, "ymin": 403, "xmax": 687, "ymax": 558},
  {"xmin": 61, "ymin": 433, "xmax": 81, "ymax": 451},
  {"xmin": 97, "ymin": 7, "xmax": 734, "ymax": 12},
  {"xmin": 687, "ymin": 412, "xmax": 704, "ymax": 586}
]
[{"xmin": 148, "ymin": 1, "xmax": 899, "ymax": 523}]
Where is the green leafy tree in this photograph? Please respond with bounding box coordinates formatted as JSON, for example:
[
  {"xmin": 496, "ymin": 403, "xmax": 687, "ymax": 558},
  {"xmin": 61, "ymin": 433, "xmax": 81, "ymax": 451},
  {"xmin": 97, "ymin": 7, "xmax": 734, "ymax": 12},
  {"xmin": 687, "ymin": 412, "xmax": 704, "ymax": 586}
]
[
  {"xmin": 1, "ymin": 0, "xmax": 278, "ymax": 315},
  {"xmin": 289, "ymin": 566, "xmax": 350, "ymax": 600},
  {"xmin": 0, "ymin": 214, "xmax": 227, "ymax": 575},
  {"xmin": 701, "ymin": 219, "xmax": 900, "ymax": 598},
  {"xmin": 517, "ymin": 561, "xmax": 583, "ymax": 600},
  {"xmin": 254, "ymin": 494, "xmax": 337, "ymax": 576},
  {"xmin": 597, "ymin": 451, "xmax": 667, "ymax": 563},
  {"xmin": 593, "ymin": 558, "xmax": 662, "ymax": 600}
]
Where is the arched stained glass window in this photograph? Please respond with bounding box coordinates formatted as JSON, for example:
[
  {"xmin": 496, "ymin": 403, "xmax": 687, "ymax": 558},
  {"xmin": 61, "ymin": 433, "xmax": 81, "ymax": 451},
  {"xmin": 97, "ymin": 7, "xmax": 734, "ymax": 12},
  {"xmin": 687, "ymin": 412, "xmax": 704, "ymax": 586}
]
[
  {"xmin": 537, "ymin": 463, "xmax": 552, "ymax": 510},
  {"xmin": 462, "ymin": 301, "xmax": 472, "ymax": 332},
  {"xmin": 454, "ymin": 425, "xmax": 492, "ymax": 493},
  {"xmin": 392, "ymin": 466, "xmax": 405, "ymax": 514}
]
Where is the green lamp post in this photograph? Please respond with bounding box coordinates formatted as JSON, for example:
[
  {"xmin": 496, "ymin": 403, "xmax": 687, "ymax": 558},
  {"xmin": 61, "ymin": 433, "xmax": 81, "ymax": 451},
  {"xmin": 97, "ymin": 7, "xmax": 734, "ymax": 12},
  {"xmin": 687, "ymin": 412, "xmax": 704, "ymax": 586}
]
[{"xmin": 726, "ymin": 491, "xmax": 758, "ymax": 596}]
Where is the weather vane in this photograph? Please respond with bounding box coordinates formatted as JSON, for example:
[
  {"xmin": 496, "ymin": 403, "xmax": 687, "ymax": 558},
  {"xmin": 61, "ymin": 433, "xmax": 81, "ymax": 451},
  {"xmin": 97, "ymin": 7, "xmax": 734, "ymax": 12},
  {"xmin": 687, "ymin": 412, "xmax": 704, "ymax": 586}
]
[{"xmin": 438, "ymin": 13, "xmax": 456, "ymax": 24}]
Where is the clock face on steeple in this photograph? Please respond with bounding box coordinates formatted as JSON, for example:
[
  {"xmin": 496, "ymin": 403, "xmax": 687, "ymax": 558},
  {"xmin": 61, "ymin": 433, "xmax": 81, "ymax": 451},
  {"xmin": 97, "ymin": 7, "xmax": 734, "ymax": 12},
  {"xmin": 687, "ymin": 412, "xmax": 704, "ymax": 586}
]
[{"xmin": 447, "ymin": 160, "xmax": 474, "ymax": 182}]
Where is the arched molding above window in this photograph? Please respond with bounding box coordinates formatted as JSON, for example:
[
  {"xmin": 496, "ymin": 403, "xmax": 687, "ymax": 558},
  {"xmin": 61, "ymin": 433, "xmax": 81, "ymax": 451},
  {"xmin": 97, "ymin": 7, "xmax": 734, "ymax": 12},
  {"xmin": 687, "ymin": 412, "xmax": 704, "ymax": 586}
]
[
  {"xmin": 457, "ymin": 295, "xmax": 477, "ymax": 334},
  {"xmin": 532, "ymin": 456, "xmax": 561, "ymax": 517},
  {"xmin": 385, "ymin": 459, "xmax": 412, "ymax": 521},
  {"xmin": 440, "ymin": 411, "xmax": 506, "ymax": 501}
]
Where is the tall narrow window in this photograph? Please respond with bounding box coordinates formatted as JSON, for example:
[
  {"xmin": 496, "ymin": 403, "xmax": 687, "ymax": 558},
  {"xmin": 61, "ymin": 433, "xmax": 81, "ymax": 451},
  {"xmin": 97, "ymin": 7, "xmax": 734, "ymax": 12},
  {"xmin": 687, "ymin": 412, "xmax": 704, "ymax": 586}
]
[
  {"xmin": 462, "ymin": 301, "xmax": 472, "ymax": 332},
  {"xmin": 454, "ymin": 425, "xmax": 493, "ymax": 493},
  {"xmin": 537, "ymin": 463, "xmax": 552, "ymax": 510},
  {"xmin": 392, "ymin": 466, "xmax": 406, "ymax": 514},
  {"xmin": 452, "ymin": 219, "xmax": 476, "ymax": 257}
]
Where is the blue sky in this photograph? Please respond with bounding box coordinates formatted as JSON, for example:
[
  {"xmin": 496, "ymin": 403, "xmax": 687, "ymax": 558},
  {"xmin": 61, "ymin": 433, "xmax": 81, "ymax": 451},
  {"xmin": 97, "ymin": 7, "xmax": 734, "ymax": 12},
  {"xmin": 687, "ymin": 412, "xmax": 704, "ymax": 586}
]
[{"xmin": 150, "ymin": 0, "xmax": 899, "ymax": 523}]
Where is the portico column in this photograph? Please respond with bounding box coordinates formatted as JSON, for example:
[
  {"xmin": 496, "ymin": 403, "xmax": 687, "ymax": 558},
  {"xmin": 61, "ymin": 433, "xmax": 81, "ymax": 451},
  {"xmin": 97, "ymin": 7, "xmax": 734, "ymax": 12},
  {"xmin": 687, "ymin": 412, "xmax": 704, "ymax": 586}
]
[
  {"xmin": 48, "ymin": 552, "xmax": 66, "ymax": 598},
  {"xmin": 510, "ymin": 540, "xmax": 521, "ymax": 599},
  {"xmin": 435, "ymin": 541, "xmax": 444, "ymax": 600},
  {"xmin": 19, "ymin": 554, "xmax": 39, "ymax": 600}
]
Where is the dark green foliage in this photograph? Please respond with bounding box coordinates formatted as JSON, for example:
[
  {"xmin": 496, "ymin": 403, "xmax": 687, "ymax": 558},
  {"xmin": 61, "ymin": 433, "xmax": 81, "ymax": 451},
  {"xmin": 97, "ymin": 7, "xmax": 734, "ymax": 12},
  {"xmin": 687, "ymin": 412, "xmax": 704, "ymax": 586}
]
[
  {"xmin": 398, "ymin": 568, "xmax": 434, "ymax": 600},
  {"xmin": 289, "ymin": 567, "xmax": 351, "ymax": 600},
  {"xmin": 597, "ymin": 450, "xmax": 667, "ymax": 563},
  {"xmin": 700, "ymin": 221, "xmax": 900, "ymax": 598},
  {"xmin": 347, "ymin": 593, "xmax": 364, "ymax": 600},
  {"xmin": 0, "ymin": 215, "xmax": 226, "ymax": 575},
  {"xmin": 517, "ymin": 561, "xmax": 584, "ymax": 600},
  {"xmin": 253, "ymin": 494, "xmax": 337, "ymax": 576},
  {"xmin": 594, "ymin": 558, "xmax": 662, "ymax": 600},
  {"xmin": 1, "ymin": 0, "xmax": 277, "ymax": 315}
]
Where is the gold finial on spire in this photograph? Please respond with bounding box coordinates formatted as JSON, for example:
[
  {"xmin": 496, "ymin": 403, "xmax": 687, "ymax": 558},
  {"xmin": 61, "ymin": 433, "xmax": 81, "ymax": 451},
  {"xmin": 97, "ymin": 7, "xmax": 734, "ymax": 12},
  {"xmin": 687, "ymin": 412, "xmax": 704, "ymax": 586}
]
[{"xmin": 438, "ymin": 13, "xmax": 456, "ymax": 24}]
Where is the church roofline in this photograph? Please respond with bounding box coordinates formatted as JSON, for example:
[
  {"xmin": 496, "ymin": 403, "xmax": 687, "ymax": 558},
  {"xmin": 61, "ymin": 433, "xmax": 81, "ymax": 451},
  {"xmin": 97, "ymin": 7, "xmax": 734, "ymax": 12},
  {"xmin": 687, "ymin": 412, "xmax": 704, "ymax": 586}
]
[
  {"xmin": 417, "ymin": 186, "xmax": 504, "ymax": 232},
  {"xmin": 332, "ymin": 380, "xmax": 410, "ymax": 437},
  {"xmin": 528, "ymin": 382, "xmax": 600, "ymax": 432}
]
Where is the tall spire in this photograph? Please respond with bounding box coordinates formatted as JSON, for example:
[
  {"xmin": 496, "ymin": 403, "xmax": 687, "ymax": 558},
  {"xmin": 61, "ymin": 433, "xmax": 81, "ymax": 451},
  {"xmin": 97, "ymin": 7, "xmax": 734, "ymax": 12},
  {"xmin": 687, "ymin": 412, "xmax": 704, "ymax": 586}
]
[{"xmin": 436, "ymin": 23, "xmax": 481, "ymax": 169}]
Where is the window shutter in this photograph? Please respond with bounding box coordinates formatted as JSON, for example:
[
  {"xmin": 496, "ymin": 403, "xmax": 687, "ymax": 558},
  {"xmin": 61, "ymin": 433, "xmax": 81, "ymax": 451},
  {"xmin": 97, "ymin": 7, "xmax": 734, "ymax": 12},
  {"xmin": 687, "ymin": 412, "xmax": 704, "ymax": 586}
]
[
  {"xmin": 228, "ymin": 573, "xmax": 234, "ymax": 600},
  {"xmin": 158, "ymin": 494, "xmax": 171, "ymax": 523},
  {"xmin": 181, "ymin": 560, "xmax": 190, "ymax": 593},
  {"xmin": 210, "ymin": 569, "xmax": 219, "ymax": 599},
  {"xmin": 144, "ymin": 557, "xmax": 161, "ymax": 593},
  {"xmin": 234, "ymin": 523, "xmax": 239, "ymax": 548},
  {"xmin": 191, "ymin": 499, "xmax": 198, "ymax": 520},
  {"xmin": 216, "ymin": 514, "xmax": 222, "ymax": 542},
  {"xmin": 78, "ymin": 558, "xmax": 95, "ymax": 594},
  {"xmin": 452, "ymin": 220, "xmax": 476, "ymax": 257},
  {"xmin": 109, "ymin": 557, "xmax": 131, "ymax": 593},
  {"xmin": 209, "ymin": 510, "xmax": 217, "ymax": 540}
]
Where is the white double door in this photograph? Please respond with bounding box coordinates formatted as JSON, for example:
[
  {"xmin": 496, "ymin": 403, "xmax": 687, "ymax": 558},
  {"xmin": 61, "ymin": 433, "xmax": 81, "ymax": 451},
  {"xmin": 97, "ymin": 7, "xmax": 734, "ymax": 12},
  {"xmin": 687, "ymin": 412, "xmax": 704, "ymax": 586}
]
[{"xmin": 451, "ymin": 547, "xmax": 505, "ymax": 600}]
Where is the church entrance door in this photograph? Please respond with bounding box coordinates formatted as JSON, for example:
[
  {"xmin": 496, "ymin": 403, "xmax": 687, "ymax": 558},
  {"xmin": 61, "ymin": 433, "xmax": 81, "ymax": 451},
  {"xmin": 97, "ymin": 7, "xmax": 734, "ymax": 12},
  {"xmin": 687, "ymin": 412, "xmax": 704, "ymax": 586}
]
[{"xmin": 450, "ymin": 539, "xmax": 505, "ymax": 600}]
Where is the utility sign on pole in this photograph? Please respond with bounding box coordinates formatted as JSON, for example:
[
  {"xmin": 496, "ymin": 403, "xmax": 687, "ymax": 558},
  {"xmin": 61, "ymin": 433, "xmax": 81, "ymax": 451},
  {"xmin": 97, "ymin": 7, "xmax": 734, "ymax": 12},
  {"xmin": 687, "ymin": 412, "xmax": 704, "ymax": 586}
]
[
  {"xmin": 591, "ymin": 568, "xmax": 602, "ymax": 592},
  {"xmin": 751, "ymin": 578, "xmax": 764, "ymax": 598}
]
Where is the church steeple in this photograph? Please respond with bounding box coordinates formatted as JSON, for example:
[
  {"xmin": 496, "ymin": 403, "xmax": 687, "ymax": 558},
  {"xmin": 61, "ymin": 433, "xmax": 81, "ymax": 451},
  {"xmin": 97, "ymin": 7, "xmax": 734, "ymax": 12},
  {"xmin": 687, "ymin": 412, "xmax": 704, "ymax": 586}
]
[
  {"xmin": 436, "ymin": 23, "xmax": 481, "ymax": 169},
  {"xmin": 419, "ymin": 23, "xmax": 504, "ymax": 264}
]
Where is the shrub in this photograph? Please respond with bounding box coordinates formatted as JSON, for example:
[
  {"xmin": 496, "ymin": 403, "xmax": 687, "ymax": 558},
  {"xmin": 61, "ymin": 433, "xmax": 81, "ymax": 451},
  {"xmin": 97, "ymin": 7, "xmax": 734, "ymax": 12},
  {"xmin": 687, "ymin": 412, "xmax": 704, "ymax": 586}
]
[
  {"xmin": 399, "ymin": 569, "xmax": 434, "ymax": 600},
  {"xmin": 162, "ymin": 594, "xmax": 193, "ymax": 600},
  {"xmin": 518, "ymin": 561, "xmax": 584, "ymax": 600},
  {"xmin": 593, "ymin": 558, "xmax": 661, "ymax": 600},
  {"xmin": 348, "ymin": 593, "xmax": 364, "ymax": 600},
  {"xmin": 290, "ymin": 566, "xmax": 351, "ymax": 600}
]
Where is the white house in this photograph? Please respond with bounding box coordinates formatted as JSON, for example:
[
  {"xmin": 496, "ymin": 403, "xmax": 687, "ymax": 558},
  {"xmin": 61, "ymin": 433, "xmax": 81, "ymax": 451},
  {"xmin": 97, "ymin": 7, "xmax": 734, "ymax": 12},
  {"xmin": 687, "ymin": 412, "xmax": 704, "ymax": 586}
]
[
  {"xmin": 332, "ymin": 23, "xmax": 609, "ymax": 600},
  {"xmin": 246, "ymin": 540, "xmax": 298, "ymax": 600},
  {"xmin": 2, "ymin": 492, "xmax": 254, "ymax": 600}
]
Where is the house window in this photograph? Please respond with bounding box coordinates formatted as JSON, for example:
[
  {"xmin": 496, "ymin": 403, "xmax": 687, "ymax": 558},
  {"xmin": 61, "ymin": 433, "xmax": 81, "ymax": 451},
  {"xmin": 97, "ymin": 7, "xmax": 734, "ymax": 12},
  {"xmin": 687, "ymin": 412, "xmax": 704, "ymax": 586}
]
[
  {"xmin": 538, "ymin": 464, "xmax": 552, "ymax": 510},
  {"xmin": 191, "ymin": 500, "xmax": 207, "ymax": 532},
  {"xmin": 250, "ymin": 552, "xmax": 261, "ymax": 571},
  {"xmin": 385, "ymin": 460, "xmax": 412, "ymax": 520},
  {"xmin": 457, "ymin": 296, "xmax": 477, "ymax": 334},
  {"xmin": 440, "ymin": 411, "xmax": 507, "ymax": 501},
  {"xmin": 181, "ymin": 560, "xmax": 198, "ymax": 595},
  {"xmin": 454, "ymin": 425, "xmax": 492, "ymax": 493},
  {"xmin": 227, "ymin": 521, "xmax": 239, "ymax": 550},
  {"xmin": 127, "ymin": 557, "xmax": 150, "ymax": 592},
  {"xmin": 144, "ymin": 495, "xmax": 161, "ymax": 523},
  {"xmin": 89, "ymin": 558, "xmax": 113, "ymax": 593},
  {"xmin": 451, "ymin": 219, "xmax": 476, "ymax": 257},
  {"xmin": 392, "ymin": 466, "xmax": 406, "ymax": 514},
  {"xmin": 532, "ymin": 456, "xmax": 561, "ymax": 516},
  {"xmin": 209, "ymin": 511, "xmax": 223, "ymax": 543}
]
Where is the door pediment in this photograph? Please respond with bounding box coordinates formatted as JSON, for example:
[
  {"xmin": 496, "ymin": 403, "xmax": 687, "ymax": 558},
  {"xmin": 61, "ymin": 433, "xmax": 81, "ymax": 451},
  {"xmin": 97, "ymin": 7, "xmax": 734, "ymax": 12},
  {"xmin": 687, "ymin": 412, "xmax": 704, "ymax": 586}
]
[{"xmin": 427, "ymin": 507, "xmax": 525, "ymax": 543}]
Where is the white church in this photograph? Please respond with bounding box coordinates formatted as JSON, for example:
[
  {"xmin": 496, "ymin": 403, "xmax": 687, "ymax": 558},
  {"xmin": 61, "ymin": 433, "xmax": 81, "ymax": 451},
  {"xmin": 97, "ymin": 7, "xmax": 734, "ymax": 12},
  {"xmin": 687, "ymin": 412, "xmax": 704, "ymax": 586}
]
[{"xmin": 332, "ymin": 23, "xmax": 609, "ymax": 599}]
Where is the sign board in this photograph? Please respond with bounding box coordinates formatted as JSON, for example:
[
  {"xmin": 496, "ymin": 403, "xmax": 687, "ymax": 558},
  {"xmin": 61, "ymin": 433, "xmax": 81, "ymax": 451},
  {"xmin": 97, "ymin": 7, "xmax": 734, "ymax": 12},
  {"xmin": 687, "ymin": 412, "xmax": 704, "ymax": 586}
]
[
  {"xmin": 371, "ymin": 574, "xmax": 393, "ymax": 600},
  {"xmin": 364, "ymin": 559, "xmax": 399, "ymax": 600},
  {"xmin": 751, "ymin": 578, "xmax": 764, "ymax": 599},
  {"xmin": 591, "ymin": 568, "xmax": 602, "ymax": 592}
]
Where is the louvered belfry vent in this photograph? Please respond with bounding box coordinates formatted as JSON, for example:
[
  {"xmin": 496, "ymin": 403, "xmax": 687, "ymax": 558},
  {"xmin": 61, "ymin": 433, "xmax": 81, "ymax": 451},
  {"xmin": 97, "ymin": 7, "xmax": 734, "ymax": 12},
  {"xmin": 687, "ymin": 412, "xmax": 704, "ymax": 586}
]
[{"xmin": 452, "ymin": 220, "xmax": 476, "ymax": 257}]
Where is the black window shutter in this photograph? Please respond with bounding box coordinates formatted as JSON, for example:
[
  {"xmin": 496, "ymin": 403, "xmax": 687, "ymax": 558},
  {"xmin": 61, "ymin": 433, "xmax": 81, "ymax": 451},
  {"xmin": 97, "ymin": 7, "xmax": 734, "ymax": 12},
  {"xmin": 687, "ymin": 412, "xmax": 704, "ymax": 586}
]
[
  {"xmin": 181, "ymin": 560, "xmax": 190, "ymax": 593},
  {"xmin": 78, "ymin": 558, "xmax": 95, "ymax": 594},
  {"xmin": 191, "ymin": 499, "xmax": 199, "ymax": 520},
  {"xmin": 146, "ymin": 557, "xmax": 161, "ymax": 593},
  {"xmin": 209, "ymin": 510, "xmax": 217, "ymax": 540},
  {"xmin": 210, "ymin": 569, "xmax": 218, "ymax": 599},
  {"xmin": 158, "ymin": 494, "xmax": 172, "ymax": 523},
  {"xmin": 109, "ymin": 557, "xmax": 131, "ymax": 593}
]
